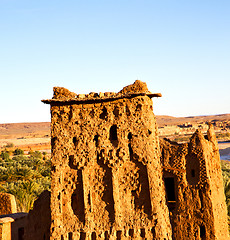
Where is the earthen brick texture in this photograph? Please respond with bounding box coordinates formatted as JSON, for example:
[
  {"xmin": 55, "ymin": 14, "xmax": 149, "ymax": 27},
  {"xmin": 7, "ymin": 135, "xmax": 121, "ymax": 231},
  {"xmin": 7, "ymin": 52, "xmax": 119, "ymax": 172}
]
[{"xmin": 42, "ymin": 80, "xmax": 229, "ymax": 240}]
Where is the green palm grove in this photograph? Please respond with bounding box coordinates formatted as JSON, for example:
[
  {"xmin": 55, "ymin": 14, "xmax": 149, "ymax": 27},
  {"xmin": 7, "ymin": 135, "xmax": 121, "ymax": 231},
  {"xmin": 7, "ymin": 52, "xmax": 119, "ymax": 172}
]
[{"xmin": 0, "ymin": 149, "xmax": 50, "ymax": 212}]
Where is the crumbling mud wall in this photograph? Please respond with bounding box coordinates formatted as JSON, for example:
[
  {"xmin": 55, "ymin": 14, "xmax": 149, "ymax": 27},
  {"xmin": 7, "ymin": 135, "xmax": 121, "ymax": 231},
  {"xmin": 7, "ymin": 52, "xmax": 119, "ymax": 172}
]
[
  {"xmin": 160, "ymin": 124, "xmax": 229, "ymax": 240},
  {"xmin": 43, "ymin": 80, "xmax": 172, "ymax": 240},
  {"xmin": 24, "ymin": 190, "xmax": 51, "ymax": 240},
  {"xmin": 0, "ymin": 193, "xmax": 17, "ymax": 215}
]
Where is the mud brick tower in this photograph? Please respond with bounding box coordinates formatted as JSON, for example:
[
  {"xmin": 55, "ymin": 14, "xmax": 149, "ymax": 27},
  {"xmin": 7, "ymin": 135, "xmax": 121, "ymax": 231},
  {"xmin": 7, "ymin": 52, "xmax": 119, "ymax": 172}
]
[
  {"xmin": 160, "ymin": 125, "xmax": 229, "ymax": 240},
  {"xmin": 43, "ymin": 80, "xmax": 172, "ymax": 240}
]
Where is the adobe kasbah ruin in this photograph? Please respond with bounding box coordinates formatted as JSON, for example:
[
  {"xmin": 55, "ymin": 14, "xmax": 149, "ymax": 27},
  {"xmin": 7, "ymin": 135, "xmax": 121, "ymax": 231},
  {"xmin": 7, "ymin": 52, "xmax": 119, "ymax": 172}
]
[{"xmin": 0, "ymin": 80, "xmax": 229, "ymax": 239}]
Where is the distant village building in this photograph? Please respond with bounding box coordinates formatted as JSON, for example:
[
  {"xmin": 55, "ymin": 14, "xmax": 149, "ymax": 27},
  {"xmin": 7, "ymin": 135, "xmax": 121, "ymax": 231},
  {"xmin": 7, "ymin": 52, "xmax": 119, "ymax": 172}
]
[{"xmin": 0, "ymin": 80, "xmax": 228, "ymax": 239}]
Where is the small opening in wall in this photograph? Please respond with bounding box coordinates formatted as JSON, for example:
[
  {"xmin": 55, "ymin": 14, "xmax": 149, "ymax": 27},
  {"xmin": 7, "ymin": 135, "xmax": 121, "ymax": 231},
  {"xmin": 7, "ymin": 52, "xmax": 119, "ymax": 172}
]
[
  {"xmin": 68, "ymin": 232, "xmax": 73, "ymax": 240},
  {"xmin": 151, "ymin": 227, "xmax": 156, "ymax": 238},
  {"xmin": 200, "ymin": 225, "xmax": 206, "ymax": 239},
  {"xmin": 116, "ymin": 231, "xmax": 122, "ymax": 240},
  {"xmin": 73, "ymin": 137, "xmax": 77, "ymax": 146},
  {"xmin": 199, "ymin": 189, "xmax": 204, "ymax": 209},
  {"xmin": 136, "ymin": 104, "xmax": 142, "ymax": 111},
  {"xmin": 18, "ymin": 227, "xmax": 24, "ymax": 240},
  {"xmin": 69, "ymin": 155, "xmax": 77, "ymax": 169},
  {"xmin": 91, "ymin": 232, "xmax": 96, "ymax": 240},
  {"xmin": 100, "ymin": 107, "xmax": 107, "ymax": 120},
  {"xmin": 110, "ymin": 125, "xmax": 118, "ymax": 141},
  {"xmin": 113, "ymin": 106, "xmax": 119, "ymax": 117},
  {"xmin": 104, "ymin": 231, "xmax": 109, "ymax": 240},
  {"xmin": 94, "ymin": 135, "xmax": 99, "ymax": 147},
  {"xmin": 191, "ymin": 169, "xmax": 195, "ymax": 177},
  {"xmin": 128, "ymin": 132, "xmax": 132, "ymax": 140},
  {"xmin": 58, "ymin": 192, "xmax": 61, "ymax": 200},
  {"xmin": 80, "ymin": 232, "xmax": 86, "ymax": 240},
  {"xmin": 140, "ymin": 228, "xmax": 145, "ymax": 238},
  {"xmin": 164, "ymin": 177, "xmax": 176, "ymax": 202},
  {"xmin": 129, "ymin": 229, "xmax": 134, "ymax": 237},
  {"xmin": 128, "ymin": 143, "xmax": 133, "ymax": 157}
]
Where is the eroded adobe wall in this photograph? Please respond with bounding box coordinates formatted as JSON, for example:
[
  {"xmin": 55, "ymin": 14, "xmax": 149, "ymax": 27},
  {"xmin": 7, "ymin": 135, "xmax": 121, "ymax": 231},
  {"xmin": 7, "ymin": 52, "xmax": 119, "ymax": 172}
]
[
  {"xmin": 0, "ymin": 193, "xmax": 17, "ymax": 215},
  {"xmin": 24, "ymin": 190, "xmax": 51, "ymax": 240},
  {"xmin": 160, "ymin": 125, "xmax": 229, "ymax": 240},
  {"xmin": 47, "ymin": 81, "xmax": 172, "ymax": 240}
]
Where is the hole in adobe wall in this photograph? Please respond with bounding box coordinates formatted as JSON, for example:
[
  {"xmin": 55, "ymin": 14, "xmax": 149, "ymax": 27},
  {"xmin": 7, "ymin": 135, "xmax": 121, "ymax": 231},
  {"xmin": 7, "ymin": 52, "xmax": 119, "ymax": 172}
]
[
  {"xmin": 58, "ymin": 192, "xmax": 61, "ymax": 200},
  {"xmin": 148, "ymin": 130, "xmax": 152, "ymax": 135},
  {"xmin": 100, "ymin": 107, "xmax": 108, "ymax": 120},
  {"xmin": 68, "ymin": 232, "xmax": 73, "ymax": 240},
  {"xmin": 140, "ymin": 228, "xmax": 145, "ymax": 238},
  {"xmin": 73, "ymin": 137, "xmax": 78, "ymax": 147},
  {"xmin": 104, "ymin": 231, "xmax": 109, "ymax": 240},
  {"xmin": 164, "ymin": 176, "xmax": 176, "ymax": 211},
  {"xmin": 80, "ymin": 232, "xmax": 86, "ymax": 240},
  {"xmin": 113, "ymin": 106, "xmax": 119, "ymax": 117},
  {"xmin": 151, "ymin": 227, "xmax": 156, "ymax": 238},
  {"xmin": 110, "ymin": 125, "xmax": 118, "ymax": 141},
  {"xmin": 61, "ymin": 235, "xmax": 64, "ymax": 240},
  {"xmin": 199, "ymin": 189, "xmax": 204, "ymax": 209},
  {"xmin": 129, "ymin": 229, "xmax": 134, "ymax": 237},
  {"xmin": 128, "ymin": 143, "xmax": 133, "ymax": 157},
  {"xmin": 136, "ymin": 104, "xmax": 142, "ymax": 111},
  {"xmin": 69, "ymin": 155, "xmax": 77, "ymax": 169},
  {"xmin": 116, "ymin": 231, "xmax": 122, "ymax": 240},
  {"xmin": 200, "ymin": 225, "xmax": 206, "ymax": 240},
  {"xmin": 91, "ymin": 232, "xmax": 96, "ymax": 240},
  {"xmin": 128, "ymin": 132, "xmax": 132, "ymax": 140},
  {"xmin": 164, "ymin": 177, "xmax": 176, "ymax": 202},
  {"xmin": 94, "ymin": 135, "xmax": 99, "ymax": 147}
]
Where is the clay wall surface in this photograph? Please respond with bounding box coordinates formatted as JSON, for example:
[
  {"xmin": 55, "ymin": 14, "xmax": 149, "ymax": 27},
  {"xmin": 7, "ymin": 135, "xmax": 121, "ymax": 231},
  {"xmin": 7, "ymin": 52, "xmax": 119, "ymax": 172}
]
[
  {"xmin": 0, "ymin": 193, "xmax": 17, "ymax": 215},
  {"xmin": 45, "ymin": 81, "xmax": 172, "ymax": 240},
  {"xmin": 0, "ymin": 213, "xmax": 27, "ymax": 240},
  {"xmin": 24, "ymin": 190, "xmax": 51, "ymax": 240},
  {"xmin": 160, "ymin": 124, "xmax": 229, "ymax": 240},
  {"xmin": 0, "ymin": 222, "xmax": 11, "ymax": 240}
]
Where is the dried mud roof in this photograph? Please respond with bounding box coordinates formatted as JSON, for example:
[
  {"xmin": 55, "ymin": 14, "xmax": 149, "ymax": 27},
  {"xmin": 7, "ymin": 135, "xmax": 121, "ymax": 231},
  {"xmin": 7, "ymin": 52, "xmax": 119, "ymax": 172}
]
[{"xmin": 42, "ymin": 80, "xmax": 162, "ymax": 105}]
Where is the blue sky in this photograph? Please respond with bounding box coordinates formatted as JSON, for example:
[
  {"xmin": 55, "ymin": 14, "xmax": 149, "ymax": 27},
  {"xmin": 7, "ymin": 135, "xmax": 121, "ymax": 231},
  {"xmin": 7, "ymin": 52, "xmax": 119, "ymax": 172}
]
[{"xmin": 0, "ymin": 0, "xmax": 229, "ymax": 123}]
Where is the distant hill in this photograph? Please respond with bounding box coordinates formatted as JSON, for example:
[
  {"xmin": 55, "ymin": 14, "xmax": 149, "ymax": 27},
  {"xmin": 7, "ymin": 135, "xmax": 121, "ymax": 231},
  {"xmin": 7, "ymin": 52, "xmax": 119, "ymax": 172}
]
[
  {"xmin": 156, "ymin": 114, "xmax": 230, "ymax": 127},
  {"xmin": 0, "ymin": 114, "xmax": 229, "ymax": 150},
  {"xmin": 0, "ymin": 122, "xmax": 50, "ymax": 139}
]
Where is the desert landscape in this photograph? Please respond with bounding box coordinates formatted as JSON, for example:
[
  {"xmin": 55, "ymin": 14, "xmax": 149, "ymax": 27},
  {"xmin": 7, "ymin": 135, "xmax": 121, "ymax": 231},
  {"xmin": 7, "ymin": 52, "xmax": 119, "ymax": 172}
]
[{"xmin": 1, "ymin": 114, "xmax": 229, "ymax": 159}]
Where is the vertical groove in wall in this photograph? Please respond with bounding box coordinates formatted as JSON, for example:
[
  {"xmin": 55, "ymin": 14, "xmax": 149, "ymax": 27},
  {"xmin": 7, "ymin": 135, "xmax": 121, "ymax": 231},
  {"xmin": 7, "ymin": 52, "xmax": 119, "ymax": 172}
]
[
  {"xmin": 71, "ymin": 170, "xmax": 85, "ymax": 224},
  {"xmin": 96, "ymin": 153, "xmax": 115, "ymax": 224}
]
